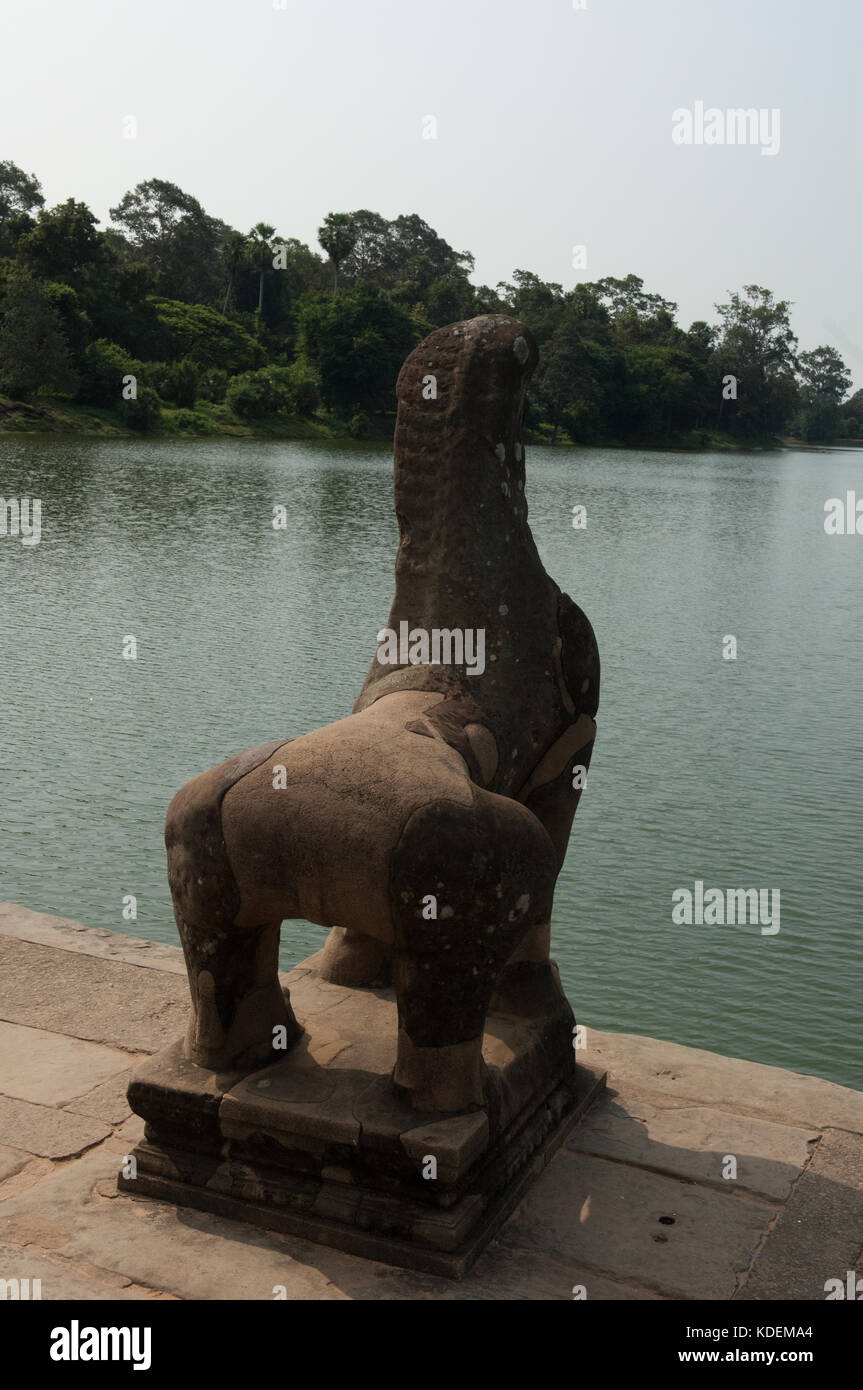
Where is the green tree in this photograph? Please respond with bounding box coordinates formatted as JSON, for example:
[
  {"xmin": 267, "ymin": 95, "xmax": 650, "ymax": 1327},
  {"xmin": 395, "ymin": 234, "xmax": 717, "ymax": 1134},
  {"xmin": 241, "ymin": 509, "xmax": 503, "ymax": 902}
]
[
  {"xmin": 472, "ymin": 283, "xmax": 509, "ymax": 316},
  {"xmin": 76, "ymin": 339, "xmax": 145, "ymax": 407},
  {"xmin": 424, "ymin": 271, "xmax": 476, "ymax": 327},
  {"xmin": 146, "ymin": 298, "xmax": 264, "ymax": 373},
  {"xmin": 331, "ymin": 210, "xmax": 468, "ymax": 299},
  {"xmin": 297, "ymin": 283, "xmax": 420, "ymax": 414},
  {"xmin": 109, "ymin": 179, "xmax": 229, "ymax": 304},
  {"xmin": 16, "ymin": 201, "xmax": 158, "ymax": 362},
  {"xmin": 838, "ymin": 387, "xmax": 863, "ymax": 439},
  {"xmin": 248, "ymin": 222, "xmax": 276, "ymax": 326},
  {"xmin": 19, "ymin": 199, "xmax": 111, "ymax": 289},
  {"xmin": 0, "ymin": 160, "xmax": 44, "ymax": 221},
  {"xmin": 148, "ymin": 357, "xmax": 199, "ymax": 408},
  {"xmin": 266, "ymin": 237, "xmax": 327, "ymax": 299},
  {"xmin": 798, "ymin": 345, "xmax": 851, "ymax": 406},
  {"xmin": 389, "ymin": 213, "xmax": 471, "ymax": 290},
  {"xmin": 531, "ymin": 290, "xmax": 618, "ymax": 442},
  {"xmin": 335, "ymin": 209, "xmax": 392, "ymax": 281},
  {"xmin": 0, "ymin": 268, "xmax": 76, "ymax": 399},
  {"xmin": 796, "ymin": 345, "xmax": 852, "ymax": 442},
  {"xmin": 317, "ymin": 213, "xmax": 358, "ymax": 291},
  {"xmin": 41, "ymin": 280, "xmax": 90, "ymax": 362},
  {"xmin": 619, "ymin": 345, "xmax": 695, "ymax": 439},
  {"xmin": 225, "ymin": 362, "xmax": 320, "ymax": 419},
  {"xmin": 595, "ymin": 274, "xmax": 677, "ymax": 323},
  {"xmin": 221, "ymin": 230, "xmax": 249, "ymax": 315},
  {"xmin": 85, "ymin": 256, "xmax": 157, "ymax": 351},
  {"xmin": 681, "ymin": 321, "xmax": 719, "ymax": 430},
  {"xmin": 261, "ymin": 238, "xmax": 328, "ymax": 349},
  {"xmin": 497, "ymin": 270, "xmax": 566, "ymax": 345},
  {"xmin": 0, "ymin": 161, "xmax": 44, "ymax": 258},
  {"xmin": 713, "ymin": 285, "xmax": 799, "ymax": 437}
]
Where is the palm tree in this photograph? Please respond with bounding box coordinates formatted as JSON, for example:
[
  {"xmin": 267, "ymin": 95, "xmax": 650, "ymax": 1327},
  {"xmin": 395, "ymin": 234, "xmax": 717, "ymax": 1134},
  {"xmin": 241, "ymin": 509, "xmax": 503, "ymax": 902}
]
[
  {"xmin": 248, "ymin": 222, "xmax": 276, "ymax": 330},
  {"xmin": 317, "ymin": 213, "xmax": 357, "ymax": 292},
  {"xmin": 220, "ymin": 230, "xmax": 249, "ymax": 315}
]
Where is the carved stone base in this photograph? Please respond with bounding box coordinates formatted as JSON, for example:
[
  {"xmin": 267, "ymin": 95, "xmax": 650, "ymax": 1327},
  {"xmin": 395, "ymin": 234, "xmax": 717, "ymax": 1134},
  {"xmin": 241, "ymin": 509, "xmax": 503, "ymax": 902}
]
[{"xmin": 118, "ymin": 953, "xmax": 606, "ymax": 1278}]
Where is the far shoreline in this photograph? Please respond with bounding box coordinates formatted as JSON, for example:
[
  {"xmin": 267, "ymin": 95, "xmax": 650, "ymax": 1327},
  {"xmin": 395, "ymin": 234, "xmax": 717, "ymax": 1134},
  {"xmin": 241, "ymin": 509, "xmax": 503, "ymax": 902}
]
[{"xmin": 2, "ymin": 394, "xmax": 862, "ymax": 453}]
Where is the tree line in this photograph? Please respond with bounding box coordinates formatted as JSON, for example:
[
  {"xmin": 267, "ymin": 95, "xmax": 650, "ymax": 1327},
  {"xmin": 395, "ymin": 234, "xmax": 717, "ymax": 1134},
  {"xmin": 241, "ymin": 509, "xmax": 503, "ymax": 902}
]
[{"xmin": 0, "ymin": 159, "xmax": 858, "ymax": 444}]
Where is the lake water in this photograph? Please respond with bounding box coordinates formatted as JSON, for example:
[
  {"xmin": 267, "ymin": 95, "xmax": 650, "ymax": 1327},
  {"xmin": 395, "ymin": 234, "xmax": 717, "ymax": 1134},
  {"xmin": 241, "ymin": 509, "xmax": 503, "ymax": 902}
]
[{"xmin": 1, "ymin": 435, "xmax": 860, "ymax": 1090}]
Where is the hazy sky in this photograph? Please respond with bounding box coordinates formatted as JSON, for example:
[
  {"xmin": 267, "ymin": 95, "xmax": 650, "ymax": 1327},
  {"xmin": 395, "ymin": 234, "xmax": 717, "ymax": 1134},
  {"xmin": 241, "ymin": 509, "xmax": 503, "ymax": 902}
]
[{"xmin": 3, "ymin": 0, "xmax": 860, "ymax": 386}]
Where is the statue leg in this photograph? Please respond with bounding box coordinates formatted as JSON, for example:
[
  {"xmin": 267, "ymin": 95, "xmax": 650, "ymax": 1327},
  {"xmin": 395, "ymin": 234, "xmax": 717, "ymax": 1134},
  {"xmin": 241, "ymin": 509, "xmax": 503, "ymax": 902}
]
[
  {"xmin": 165, "ymin": 751, "xmax": 300, "ymax": 1071},
  {"xmin": 391, "ymin": 950, "xmax": 494, "ymax": 1112},
  {"xmin": 390, "ymin": 791, "xmax": 557, "ymax": 1111},
  {"xmin": 318, "ymin": 926, "xmax": 392, "ymax": 987},
  {"xmin": 491, "ymin": 727, "xmax": 597, "ymax": 1018},
  {"xmin": 174, "ymin": 912, "xmax": 299, "ymax": 1070}
]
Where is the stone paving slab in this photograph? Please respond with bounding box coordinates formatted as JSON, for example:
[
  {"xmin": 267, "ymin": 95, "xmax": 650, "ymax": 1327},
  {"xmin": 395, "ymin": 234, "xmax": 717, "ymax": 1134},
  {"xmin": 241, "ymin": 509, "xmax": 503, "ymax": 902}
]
[
  {"xmin": 583, "ymin": 1030, "xmax": 863, "ymax": 1133},
  {"xmin": 0, "ymin": 1020, "xmax": 132, "ymax": 1107},
  {"xmin": 65, "ymin": 1070, "xmax": 135, "ymax": 1126},
  {"xmin": 0, "ymin": 935, "xmax": 188, "ymax": 1053},
  {"xmin": 499, "ymin": 1147, "xmax": 775, "ymax": 1299},
  {"xmin": 0, "ymin": 1146, "xmax": 30, "ymax": 1184},
  {"xmin": 0, "ymin": 1158, "xmax": 54, "ymax": 1199},
  {"xmin": 0, "ymin": 1240, "xmax": 175, "ymax": 1301},
  {"xmin": 0, "ymin": 1095, "xmax": 111, "ymax": 1160},
  {"xmin": 736, "ymin": 1129, "xmax": 863, "ymax": 1301},
  {"xmin": 0, "ymin": 903, "xmax": 187, "ymax": 975},
  {"xmin": 0, "ymin": 1151, "xmax": 355, "ymax": 1301},
  {"xmin": 568, "ymin": 1088, "xmax": 819, "ymax": 1202},
  {"xmin": 103, "ymin": 1114, "xmax": 145, "ymax": 1155}
]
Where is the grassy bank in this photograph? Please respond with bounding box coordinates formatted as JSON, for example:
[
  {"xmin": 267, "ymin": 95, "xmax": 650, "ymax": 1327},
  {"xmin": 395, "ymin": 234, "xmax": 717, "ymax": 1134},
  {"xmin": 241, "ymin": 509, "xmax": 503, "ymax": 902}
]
[{"xmin": 0, "ymin": 394, "xmax": 395, "ymax": 442}]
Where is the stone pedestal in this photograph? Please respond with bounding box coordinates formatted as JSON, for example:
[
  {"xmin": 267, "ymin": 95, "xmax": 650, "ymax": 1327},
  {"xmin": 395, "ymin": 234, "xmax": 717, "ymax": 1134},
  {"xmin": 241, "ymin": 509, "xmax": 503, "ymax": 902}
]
[{"xmin": 119, "ymin": 953, "xmax": 605, "ymax": 1278}]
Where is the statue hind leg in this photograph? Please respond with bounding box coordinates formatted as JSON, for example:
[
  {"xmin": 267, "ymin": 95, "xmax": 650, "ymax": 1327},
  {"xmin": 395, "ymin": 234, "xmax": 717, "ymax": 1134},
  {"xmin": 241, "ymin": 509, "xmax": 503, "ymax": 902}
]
[
  {"xmin": 390, "ymin": 790, "xmax": 557, "ymax": 1111},
  {"xmin": 165, "ymin": 742, "xmax": 301, "ymax": 1071}
]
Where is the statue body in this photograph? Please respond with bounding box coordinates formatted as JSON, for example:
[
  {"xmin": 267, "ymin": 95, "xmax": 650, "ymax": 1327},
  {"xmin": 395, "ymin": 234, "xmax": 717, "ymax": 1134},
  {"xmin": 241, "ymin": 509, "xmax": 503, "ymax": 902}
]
[{"xmin": 166, "ymin": 315, "xmax": 599, "ymax": 1112}]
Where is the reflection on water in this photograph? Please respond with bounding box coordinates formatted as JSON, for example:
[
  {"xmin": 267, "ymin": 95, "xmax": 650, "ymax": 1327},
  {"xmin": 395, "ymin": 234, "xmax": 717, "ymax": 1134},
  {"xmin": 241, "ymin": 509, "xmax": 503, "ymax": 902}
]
[{"xmin": 1, "ymin": 435, "xmax": 861, "ymax": 1089}]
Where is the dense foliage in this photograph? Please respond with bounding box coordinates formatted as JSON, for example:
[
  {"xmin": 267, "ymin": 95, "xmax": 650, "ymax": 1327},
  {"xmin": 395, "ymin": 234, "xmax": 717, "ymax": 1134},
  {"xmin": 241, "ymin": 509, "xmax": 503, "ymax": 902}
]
[{"xmin": 0, "ymin": 160, "xmax": 856, "ymax": 444}]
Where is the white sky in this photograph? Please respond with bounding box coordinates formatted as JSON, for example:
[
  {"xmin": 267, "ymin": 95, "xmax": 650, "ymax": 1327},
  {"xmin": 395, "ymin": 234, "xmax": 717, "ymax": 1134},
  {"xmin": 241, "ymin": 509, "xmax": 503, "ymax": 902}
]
[{"xmin": 2, "ymin": 0, "xmax": 860, "ymax": 387}]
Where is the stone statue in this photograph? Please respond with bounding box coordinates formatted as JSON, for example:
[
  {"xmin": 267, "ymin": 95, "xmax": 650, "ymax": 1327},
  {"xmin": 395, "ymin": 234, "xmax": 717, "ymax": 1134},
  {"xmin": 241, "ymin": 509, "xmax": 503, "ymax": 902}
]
[{"xmin": 165, "ymin": 314, "xmax": 599, "ymax": 1115}]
